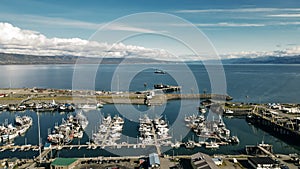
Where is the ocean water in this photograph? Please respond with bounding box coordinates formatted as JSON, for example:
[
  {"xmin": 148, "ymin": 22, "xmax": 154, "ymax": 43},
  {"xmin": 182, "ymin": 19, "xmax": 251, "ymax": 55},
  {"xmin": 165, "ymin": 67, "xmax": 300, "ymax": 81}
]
[
  {"xmin": 0, "ymin": 64, "xmax": 300, "ymax": 158},
  {"xmin": 1, "ymin": 64, "xmax": 300, "ymax": 103}
]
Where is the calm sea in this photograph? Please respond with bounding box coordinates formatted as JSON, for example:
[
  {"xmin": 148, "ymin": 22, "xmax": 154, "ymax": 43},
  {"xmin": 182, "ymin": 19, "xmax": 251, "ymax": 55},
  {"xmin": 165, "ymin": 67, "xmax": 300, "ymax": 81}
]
[{"xmin": 0, "ymin": 64, "xmax": 299, "ymax": 158}]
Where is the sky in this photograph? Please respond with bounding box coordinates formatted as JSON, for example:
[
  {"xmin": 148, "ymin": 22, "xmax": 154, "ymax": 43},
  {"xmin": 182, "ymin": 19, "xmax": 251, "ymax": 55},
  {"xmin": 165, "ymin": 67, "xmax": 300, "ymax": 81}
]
[{"xmin": 1, "ymin": 0, "xmax": 300, "ymax": 60}]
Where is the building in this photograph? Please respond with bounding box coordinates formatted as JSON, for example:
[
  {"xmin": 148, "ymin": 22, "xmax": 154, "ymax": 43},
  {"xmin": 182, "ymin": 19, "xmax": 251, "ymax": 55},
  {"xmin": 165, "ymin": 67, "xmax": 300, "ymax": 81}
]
[
  {"xmin": 51, "ymin": 158, "xmax": 78, "ymax": 169},
  {"xmin": 149, "ymin": 153, "xmax": 160, "ymax": 168},
  {"xmin": 191, "ymin": 152, "xmax": 219, "ymax": 169},
  {"xmin": 248, "ymin": 157, "xmax": 280, "ymax": 169}
]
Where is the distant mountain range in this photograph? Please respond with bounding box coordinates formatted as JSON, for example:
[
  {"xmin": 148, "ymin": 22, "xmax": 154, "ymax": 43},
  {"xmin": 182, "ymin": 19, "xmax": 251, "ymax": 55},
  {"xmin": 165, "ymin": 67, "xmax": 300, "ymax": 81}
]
[
  {"xmin": 222, "ymin": 55, "xmax": 300, "ymax": 64},
  {"xmin": 1, "ymin": 52, "xmax": 300, "ymax": 64},
  {"xmin": 0, "ymin": 53, "xmax": 161, "ymax": 65}
]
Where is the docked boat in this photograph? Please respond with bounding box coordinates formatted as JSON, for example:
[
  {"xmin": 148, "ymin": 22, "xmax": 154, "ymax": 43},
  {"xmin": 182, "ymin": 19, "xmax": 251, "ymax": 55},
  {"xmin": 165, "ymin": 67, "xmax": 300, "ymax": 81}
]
[
  {"xmin": 80, "ymin": 104, "xmax": 97, "ymax": 109},
  {"xmin": 171, "ymin": 141, "xmax": 182, "ymax": 148},
  {"xmin": 97, "ymin": 103, "xmax": 104, "ymax": 108},
  {"xmin": 0, "ymin": 116, "xmax": 32, "ymax": 143},
  {"xmin": 225, "ymin": 109, "xmax": 234, "ymax": 114},
  {"xmin": 199, "ymin": 105, "xmax": 207, "ymax": 113},
  {"xmin": 75, "ymin": 111, "xmax": 89, "ymax": 130},
  {"xmin": 15, "ymin": 115, "xmax": 32, "ymax": 126},
  {"xmin": 154, "ymin": 83, "xmax": 170, "ymax": 89},
  {"xmin": 185, "ymin": 140, "xmax": 195, "ymax": 149},
  {"xmin": 205, "ymin": 141, "xmax": 219, "ymax": 149}
]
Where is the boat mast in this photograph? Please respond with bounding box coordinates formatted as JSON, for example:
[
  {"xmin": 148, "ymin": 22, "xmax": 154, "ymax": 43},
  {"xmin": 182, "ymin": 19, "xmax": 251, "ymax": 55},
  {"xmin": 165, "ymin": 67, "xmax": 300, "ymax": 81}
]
[{"xmin": 37, "ymin": 109, "xmax": 42, "ymax": 164}]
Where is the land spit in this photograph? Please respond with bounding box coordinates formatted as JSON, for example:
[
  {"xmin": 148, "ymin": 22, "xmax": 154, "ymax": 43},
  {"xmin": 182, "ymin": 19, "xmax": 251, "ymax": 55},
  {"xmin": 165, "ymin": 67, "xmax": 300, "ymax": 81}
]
[{"xmin": 0, "ymin": 88, "xmax": 232, "ymax": 106}]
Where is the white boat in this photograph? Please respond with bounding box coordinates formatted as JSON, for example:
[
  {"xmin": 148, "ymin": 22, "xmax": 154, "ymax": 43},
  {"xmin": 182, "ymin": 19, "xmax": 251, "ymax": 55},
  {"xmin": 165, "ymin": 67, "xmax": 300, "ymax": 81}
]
[
  {"xmin": 80, "ymin": 104, "xmax": 97, "ymax": 109},
  {"xmin": 205, "ymin": 141, "xmax": 219, "ymax": 149},
  {"xmin": 113, "ymin": 116, "xmax": 124, "ymax": 124},
  {"xmin": 154, "ymin": 69, "xmax": 166, "ymax": 74},
  {"xmin": 225, "ymin": 109, "xmax": 234, "ymax": 114},
  {"xmin": 75, "ymin": 111, "xmax": 89, "ymax": 130},
  {"xmin": 171, "ymin": 141, "xmax": 182, "ymax": 148},
  {"xmin": 96, "ymin": 103, "xmax": 104, "ymax": 108}
]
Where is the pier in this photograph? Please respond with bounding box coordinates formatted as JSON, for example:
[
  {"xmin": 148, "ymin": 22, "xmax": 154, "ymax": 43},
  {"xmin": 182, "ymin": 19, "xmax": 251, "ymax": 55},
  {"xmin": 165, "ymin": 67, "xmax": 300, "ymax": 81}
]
[{"xmin": 247, "ymin": 105, "xmax": 300, "ymax": 145}]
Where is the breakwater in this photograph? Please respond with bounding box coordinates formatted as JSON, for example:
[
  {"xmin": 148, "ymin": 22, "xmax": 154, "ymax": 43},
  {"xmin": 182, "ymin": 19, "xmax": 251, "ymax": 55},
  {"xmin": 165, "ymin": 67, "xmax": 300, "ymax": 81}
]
[{"xmin": 0, "ymin": 88, "xmax": 232, "ymax": 109}]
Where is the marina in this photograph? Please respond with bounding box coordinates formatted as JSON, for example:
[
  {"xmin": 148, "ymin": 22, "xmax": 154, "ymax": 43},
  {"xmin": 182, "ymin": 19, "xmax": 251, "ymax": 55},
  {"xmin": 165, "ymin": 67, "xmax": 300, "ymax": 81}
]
[{"xmin": 0, "ymin": 100, "xmax": 299, "ymax": 159}]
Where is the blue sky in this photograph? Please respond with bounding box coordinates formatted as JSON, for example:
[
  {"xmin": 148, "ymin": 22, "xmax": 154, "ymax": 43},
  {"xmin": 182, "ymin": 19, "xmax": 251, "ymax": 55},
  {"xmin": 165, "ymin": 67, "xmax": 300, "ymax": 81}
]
[{"xmin": 1, "ymin": 0, "xmax": 300, "ymax": 59}]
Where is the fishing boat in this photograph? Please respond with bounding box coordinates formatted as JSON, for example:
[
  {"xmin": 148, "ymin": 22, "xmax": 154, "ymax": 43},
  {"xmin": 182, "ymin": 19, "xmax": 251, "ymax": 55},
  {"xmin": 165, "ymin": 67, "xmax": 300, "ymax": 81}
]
[{"xmin": 154, "ymin": 69, "xmax": 166, "ymax": 74}]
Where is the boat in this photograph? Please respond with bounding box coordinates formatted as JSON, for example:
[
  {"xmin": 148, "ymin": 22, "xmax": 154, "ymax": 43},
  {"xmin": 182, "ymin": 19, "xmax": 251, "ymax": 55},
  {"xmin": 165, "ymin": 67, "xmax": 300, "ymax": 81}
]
[
  {"xmin": 230, "ymin": 136, "xmax": 240, "ymax": 144},
  {"xmin": 15, "ymin": 115, "xmax": 32, "ymax": 126},
  {"xmin": 199, "ymin": 105, "xmax": 206, "ymax": 113},
  {"xmin": 78, "ymin": 131, "xmax": 83, "ymax": 139},
  {"xmin": 205, "ymin": 141, "xmax": 219, "ymax": 149},
  {"xmin": 75, "ymin": 111, "xmax": 89, "ymax": 130},
  {"xmin": 80, "ymin": 104, "xmax": 97, "ymax": 109},
  {"xmin": 185, "ymin": 140, "xmax": 195, "ymax": 149},
  {"xmin": 225, "ymin": 109, "xmax": 234, "ymax": 114},
  {"xmin": 154, "ymin": 69, "xmax": 166, "ymax": 74},
  {"xmin": 97, "ymin": 103, "xmax": 104, "ymax": 108},
  {"xmin": 154, "ymin": 84, "xmax": 169, "ymax": 89},
  {"xmin": 171, "ymin": 141, "xmax": 182, "ymax": 148}
]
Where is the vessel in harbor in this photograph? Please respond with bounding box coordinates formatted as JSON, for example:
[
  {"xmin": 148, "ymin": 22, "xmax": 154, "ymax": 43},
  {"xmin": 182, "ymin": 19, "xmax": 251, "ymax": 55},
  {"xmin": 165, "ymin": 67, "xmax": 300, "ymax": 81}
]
[
  {"xmin": 47, "ymin": 112, "xmax": 88, "ymax": 145},
  {"xmin": 0, "ymin": 116, "xmax": 32, "ymax": 143}
]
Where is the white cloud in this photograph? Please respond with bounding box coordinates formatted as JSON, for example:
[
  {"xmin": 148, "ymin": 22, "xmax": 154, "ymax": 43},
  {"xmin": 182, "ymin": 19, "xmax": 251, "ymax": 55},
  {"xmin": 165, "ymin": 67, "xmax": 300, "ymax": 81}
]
[
  {"xmin": 0, "ymin": 13, "xmax": 159, "ymax": 33},
  {"xmin": 0, "ymin": 22, "xmax": 173, "ymax": 60},
  {"xmin": 172, "ymin": 22, "xmax": 265, "ymax": 27},
  {"xmin": 267, "ymin": 13, "xmax": 300, "ymax": 17},
  {"xmin": 175, "ymin": 8, "xmax": 300, "ymax": 13},
  {"xmin": 102, "ymin": 23, "xmax": 156, "ymax": 33}
]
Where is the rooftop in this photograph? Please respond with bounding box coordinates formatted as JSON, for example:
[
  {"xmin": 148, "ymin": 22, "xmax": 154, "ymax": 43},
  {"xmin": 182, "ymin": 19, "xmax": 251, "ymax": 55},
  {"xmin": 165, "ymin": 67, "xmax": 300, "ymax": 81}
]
[
  {"xmin": 51, "ymin": 158, "xmax": 77, "ymax": 166},
  {"xmin": 248, "ymin": 157, "xmax": 275, "ymax": 165},
  {"xmin": 149, "ymin": 153, "xmax": 160, "ymax": 165}
]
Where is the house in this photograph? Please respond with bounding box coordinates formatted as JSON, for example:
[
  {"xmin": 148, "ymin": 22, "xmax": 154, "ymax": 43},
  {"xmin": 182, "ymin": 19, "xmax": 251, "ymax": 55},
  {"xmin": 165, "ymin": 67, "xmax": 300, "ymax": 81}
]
[
  {"xmin": 149, "ymin": 153, "xmax": 160, "ymax": 168},
  {"xmin": 51, "ymin": 158, "xmax": 78, "ymax": 169},
  {"xmin": 248, "ymin": 157, "xmax": 280, "ymax": 169}
]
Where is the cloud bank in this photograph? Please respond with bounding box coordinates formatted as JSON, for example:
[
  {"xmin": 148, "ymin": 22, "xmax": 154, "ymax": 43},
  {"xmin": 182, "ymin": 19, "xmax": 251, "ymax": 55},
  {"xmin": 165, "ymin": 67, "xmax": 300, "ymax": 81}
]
[
  {"xmin": 0, "ymin": 22, "xmax": 172, "ymax": 60},
  {"xmin": 222, "ymin": 46, "xmax": 300, "ymax": 59},
  {"xmin": 1, "ymin": 22, "xmax": 300, "ymax": 61}
]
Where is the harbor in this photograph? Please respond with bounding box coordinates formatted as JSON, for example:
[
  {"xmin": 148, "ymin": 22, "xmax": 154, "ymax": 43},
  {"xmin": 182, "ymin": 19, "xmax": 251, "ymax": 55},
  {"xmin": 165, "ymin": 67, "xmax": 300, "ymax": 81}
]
[{"xmin": 0, "ymin": 99, "xmax": 299, "ymax": 158}]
